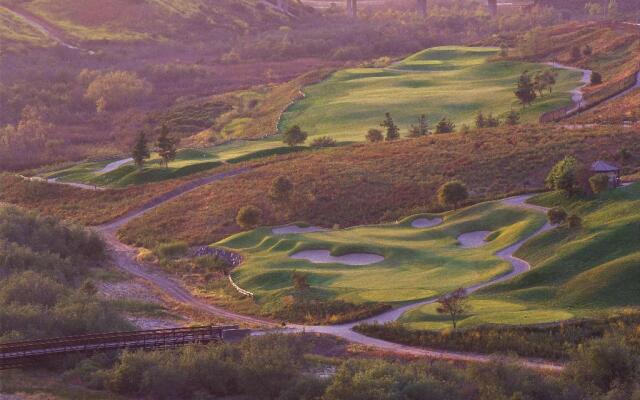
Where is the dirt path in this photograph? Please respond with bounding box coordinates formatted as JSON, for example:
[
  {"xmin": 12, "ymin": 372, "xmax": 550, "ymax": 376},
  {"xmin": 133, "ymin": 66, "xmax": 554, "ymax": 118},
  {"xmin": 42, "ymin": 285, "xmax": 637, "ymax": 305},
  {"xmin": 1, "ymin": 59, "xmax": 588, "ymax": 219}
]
[
  {"xmin": 1, "ymin": 4, "xmax": 94, "ymax": 54},
  {"xmin": 95, "ymin": 171, "xmax": 562, "ymax": 370}
]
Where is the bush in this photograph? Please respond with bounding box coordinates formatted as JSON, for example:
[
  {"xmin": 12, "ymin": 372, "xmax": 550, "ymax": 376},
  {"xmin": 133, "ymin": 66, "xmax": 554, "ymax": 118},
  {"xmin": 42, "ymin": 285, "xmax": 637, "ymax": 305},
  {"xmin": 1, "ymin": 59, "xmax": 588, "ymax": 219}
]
[
  {"xmin": 435, "ymin": 117, "xmax": 455, "ymax": 133},
  {"xmin": 545, "ymin": 156, "xmax": 581, "ymax": 197},
  {"xmin": 85, "ymin": 71, "xmax": 152, "ymax": 112},
  {"xmin": 366, "ymin": 128, "xmax": 384, "ymax": 143},
  {"xmin": 236, "ymin": 205, "xmax": 262, "ymax": 229},
  {"xmin": 310, "ymin": 136, "xmax": 337, "ymax": 149},
  {"xmin": 589, "ymin": 173, "xmax": 610, "ymax": 194},
  {"xmin": 547, "ymin": 207, "xmax": 568, "ymax": 224},
  {"xmin": 154, "ymin": 241, "xmax": 188, "ymax": 261},
  {"xmin": 567, "ymin": 214, "xmax": 582, "ymax": 229},
  {"xmin": 437, "ymin": 181, "xmax": 468, "ymax": 210},
  {"xmin": 591, "ymin": 71, "xmax": 603, "ymax": 85}
]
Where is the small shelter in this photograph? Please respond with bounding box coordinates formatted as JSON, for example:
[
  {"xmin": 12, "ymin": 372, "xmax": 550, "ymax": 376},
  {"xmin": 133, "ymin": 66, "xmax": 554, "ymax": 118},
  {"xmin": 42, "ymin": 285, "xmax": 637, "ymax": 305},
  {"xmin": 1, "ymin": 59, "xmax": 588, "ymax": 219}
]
[{"xmin": 590, "ymin": 160, "xmax": 621, "ymax": 187}]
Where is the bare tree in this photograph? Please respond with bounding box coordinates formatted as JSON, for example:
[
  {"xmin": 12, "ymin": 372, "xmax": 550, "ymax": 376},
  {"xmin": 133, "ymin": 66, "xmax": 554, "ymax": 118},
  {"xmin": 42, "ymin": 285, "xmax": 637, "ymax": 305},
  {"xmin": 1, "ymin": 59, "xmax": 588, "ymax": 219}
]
[{"xmin": 436, "ymin": 287, "xmax": 470, "ymax": 329}]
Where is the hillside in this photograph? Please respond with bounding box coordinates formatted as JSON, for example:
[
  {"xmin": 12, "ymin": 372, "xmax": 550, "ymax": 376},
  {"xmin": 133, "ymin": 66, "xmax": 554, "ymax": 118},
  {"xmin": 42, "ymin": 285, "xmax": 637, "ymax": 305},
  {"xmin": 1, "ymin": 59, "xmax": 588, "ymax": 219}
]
[{"xmin": 0, "ymin": 0, "xmax": 308, "ymax": 46}]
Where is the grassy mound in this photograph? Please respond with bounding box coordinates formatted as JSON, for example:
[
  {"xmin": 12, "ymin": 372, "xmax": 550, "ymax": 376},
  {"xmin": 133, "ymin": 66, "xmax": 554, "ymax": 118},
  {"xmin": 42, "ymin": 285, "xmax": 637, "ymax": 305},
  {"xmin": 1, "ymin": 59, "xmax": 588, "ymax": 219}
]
[
  {"xmin": 280, "ymin": 46, "xmax": 583, "ymax": 141},
  {"xmin": 218, "ymin": 201, "xmax": 544, "ymax": 313},
  {"xmin": 403, "ymin": 183, "xmax": 640, "ymax": 330}
]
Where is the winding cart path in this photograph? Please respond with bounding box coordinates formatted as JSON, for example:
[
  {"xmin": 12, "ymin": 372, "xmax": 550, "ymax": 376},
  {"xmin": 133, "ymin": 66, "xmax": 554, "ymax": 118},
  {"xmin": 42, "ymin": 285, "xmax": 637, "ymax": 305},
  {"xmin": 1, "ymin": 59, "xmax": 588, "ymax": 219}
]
[{"xmin": 93, "ymin": 168, "xmax": 562, "ymax": 371}]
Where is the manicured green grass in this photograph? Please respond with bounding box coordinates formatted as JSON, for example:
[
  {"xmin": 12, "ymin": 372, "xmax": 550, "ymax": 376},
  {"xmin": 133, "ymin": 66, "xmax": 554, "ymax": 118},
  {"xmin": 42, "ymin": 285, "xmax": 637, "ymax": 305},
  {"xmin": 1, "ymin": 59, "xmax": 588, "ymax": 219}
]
[
  {"xmin": 401, "ymin": 183, "xmax": 640, "ymax": 330},
  {"xmin": 46, "ymin": 142, "xmax": 307, "ymax": 187},
  {"xmin": 218, "ymin": 201, "xmax": 545, "ymax": 311},
  {"xmin": 280, "ymin": 46, "xmax": 583, "ymax": 141}
]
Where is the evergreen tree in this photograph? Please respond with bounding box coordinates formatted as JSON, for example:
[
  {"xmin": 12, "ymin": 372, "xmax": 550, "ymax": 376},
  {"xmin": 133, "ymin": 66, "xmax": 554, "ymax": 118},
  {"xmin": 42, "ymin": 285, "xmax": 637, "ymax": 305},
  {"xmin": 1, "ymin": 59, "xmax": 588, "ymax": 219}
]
[
  {"xmin": 408, "ymin": 114, "xmax": 429, "ymax": 137},
  {"xmin": 475, "ymin": 111, "xmax": 486, "ymax": 129},
  {"xmin": 435, "ymin": 117, "xmax": 455, "ymax": 134},
  {"xmin": 380, "ymin": 113, "xmax": 400, "ymax": 141},
  {"xmin": 514, "ymin": 70, "xmax": 537, "ymax": 108},
  {"xmin": 157, "ymin": 124, "xmax": 179, "ymax": 168},
  {"xmin": 132, "ymin": 131, "xmax": 150, "ymax": 171}
]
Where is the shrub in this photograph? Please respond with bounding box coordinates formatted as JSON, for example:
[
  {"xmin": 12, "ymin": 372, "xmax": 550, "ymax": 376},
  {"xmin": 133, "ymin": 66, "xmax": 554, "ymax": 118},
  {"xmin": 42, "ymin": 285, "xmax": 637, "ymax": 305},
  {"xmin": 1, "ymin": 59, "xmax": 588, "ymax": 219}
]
[
  {"xmin": 269, "ymin": 176, "xmax": 294, "ymax": 204},
  {"xmin": 435, "ymin": 117, "xmax": 455, "ymax": 133},
  {"xmin": 437, "ymin": 181, "xmax": 468, "ymax": 210},
  {"xmin": 236, "ymin": 206, "xmax": 262, "ymax": 229},
  {"xmin": 154, "ymin": 241, "xmax": 188, "ymax": 261},
  {"xmin": 591, "ymin": 71, "xmax": 603, "ymax": 85},
  {"xmin": 571, "ymin": 45, "xmax": 582, "ymax": 60},
  {"xmin": 547, "ymin": 207, "xmax": 568, "ymax": 225},
  {"xmin": 583, "ymin": 44, "xmax": 593, "ymax": 56},
  {"xmin": 366, "ymin": 128, "xmax": 384, "ymax": 143},
  {"xmin": 567, "ymin": 213, "xmax": 582, "ymax": 229},
  {"xmin": 310, "ymin": 136, "xmax": 337, "ymax": 149},
  {"xmin": 589, "ymin": 173, "xmax": 610, "ymax": 194}
]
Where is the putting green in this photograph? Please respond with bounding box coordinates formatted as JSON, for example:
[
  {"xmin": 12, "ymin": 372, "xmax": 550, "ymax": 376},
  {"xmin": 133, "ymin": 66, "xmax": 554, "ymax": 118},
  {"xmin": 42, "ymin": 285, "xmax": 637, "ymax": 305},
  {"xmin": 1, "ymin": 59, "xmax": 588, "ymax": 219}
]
[
  {"xmin": 280, "ymin": 46, "xmax": 583, "ymax": 140},
  {"xmin": 218, "ymin": 201, "xmax": 546, "ymax": 309}
]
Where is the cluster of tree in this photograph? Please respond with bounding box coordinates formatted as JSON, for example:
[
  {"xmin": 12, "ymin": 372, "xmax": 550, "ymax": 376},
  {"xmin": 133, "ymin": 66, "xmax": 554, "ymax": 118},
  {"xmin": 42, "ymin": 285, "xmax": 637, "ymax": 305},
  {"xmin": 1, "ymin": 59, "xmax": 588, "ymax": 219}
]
[
  {"xmin": 514, "ymin": 69, "xmax": 558, "ymax": 107},
  {"xmin": 0, "ymin": 206, "xmax": 130, "ymax": 342},
  {"xmin": 131, "ymin": 125, "xmax": 180, "ymax": 170},
  {"xmin": 64, "ymin": 331, "xmax": 640, "ymax": 400},
  {"xmin": 366, "ymin": 113, "xmax": 457, "ymax": 143}
]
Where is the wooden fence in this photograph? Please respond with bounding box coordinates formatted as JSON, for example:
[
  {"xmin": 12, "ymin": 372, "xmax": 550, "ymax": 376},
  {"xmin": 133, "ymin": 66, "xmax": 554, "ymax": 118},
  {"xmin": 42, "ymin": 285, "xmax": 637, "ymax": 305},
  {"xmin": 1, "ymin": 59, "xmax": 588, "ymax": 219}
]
[
  {"xmin": 0, "ymin": 325, "xmax": 238, "ymax": 370},
  {"xmin": 540, "ymin": 68, "xmax": 639, "ymax": 123}
]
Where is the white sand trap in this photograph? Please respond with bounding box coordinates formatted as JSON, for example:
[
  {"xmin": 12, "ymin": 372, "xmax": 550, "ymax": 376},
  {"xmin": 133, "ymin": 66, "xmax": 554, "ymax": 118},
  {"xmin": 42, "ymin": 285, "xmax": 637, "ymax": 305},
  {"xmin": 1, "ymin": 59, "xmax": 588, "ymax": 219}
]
[
  {"xmin": 290, "ymin": 250, "xmax": 384, "ymax": 266},
  {"xmin": 411, "ymin": 217, "xmax": 443, "ymax": 228},
  {"xmin": 98, "ymin": 157, "xmax": 133, "ymax": 173},
  {"xmin": 272, "ymin": 225, "xmax": 327, "ymax": 235},
  {"xmin": 457, "ymin": 231, "xmax": 492, "ymax": 248}
]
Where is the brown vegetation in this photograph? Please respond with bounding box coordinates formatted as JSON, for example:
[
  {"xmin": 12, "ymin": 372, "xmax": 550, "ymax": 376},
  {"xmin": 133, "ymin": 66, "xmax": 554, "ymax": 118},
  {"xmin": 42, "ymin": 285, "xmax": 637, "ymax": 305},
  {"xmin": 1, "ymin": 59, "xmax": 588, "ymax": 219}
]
[{"xmin": 116, "ymin": 125, "xmax": 640, "ymax": 248}]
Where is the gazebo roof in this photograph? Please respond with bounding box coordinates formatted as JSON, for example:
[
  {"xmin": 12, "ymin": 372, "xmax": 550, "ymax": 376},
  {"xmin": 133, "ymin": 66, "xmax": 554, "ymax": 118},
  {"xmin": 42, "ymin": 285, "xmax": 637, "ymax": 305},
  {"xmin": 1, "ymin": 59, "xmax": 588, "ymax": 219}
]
[{"xmin": 591, "ymin": 160, "xmax": 619, "ymax": 172}]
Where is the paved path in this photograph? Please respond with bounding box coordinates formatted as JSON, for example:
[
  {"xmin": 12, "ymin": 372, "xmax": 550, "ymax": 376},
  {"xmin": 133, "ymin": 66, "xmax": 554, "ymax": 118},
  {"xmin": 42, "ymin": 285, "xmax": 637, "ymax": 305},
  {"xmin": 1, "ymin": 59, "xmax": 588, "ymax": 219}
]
[
  {"xmin": 545, "ymin": 62, "xmax": 592, "ymax": 113},
  {"xmin": 95, "ymin": 171, "xmax": 562, "ymax": 370}
]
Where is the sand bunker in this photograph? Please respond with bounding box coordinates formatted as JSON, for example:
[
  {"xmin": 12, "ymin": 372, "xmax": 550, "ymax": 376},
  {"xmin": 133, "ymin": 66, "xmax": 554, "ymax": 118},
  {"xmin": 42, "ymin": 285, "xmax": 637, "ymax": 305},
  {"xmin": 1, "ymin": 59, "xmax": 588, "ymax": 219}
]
[
  {"xmin": 411, "ymin": 217, "xmax": 443, "ymax": 228},
  {"xmin": 272, "ymin": 225, "xmax": 327, "ymax": 235},
  {"xmin": 290, "ymin": 250, "xmax": 384, "ymax": 266},
  {"xmin": 457, "ymin": 231, "xmax": 492, "ymax": 248}
]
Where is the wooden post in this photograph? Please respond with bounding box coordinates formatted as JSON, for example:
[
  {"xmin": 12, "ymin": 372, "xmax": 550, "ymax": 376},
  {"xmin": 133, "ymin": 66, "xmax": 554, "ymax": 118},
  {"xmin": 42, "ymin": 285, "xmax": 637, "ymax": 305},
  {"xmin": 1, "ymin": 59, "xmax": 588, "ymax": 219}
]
[
  {"xmin": 417, "ymin": 0, "xmax": 427, "ymax": 16},
  {"xmin": 488, "ymin": 0, "xmax": 498, "ymax": 16}
]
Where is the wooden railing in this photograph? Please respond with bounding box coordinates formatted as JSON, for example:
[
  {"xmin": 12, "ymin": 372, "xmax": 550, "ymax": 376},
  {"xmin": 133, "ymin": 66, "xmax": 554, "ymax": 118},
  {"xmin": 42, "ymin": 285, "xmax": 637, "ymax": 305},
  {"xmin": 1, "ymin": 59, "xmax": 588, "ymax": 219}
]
[
  {"xmin": 540, "ymin": 68, "xmax": 639, "ymax": 123},
  {"xmin": 0, "ymin": 325, "xmax": 239, "ymax": 370}
]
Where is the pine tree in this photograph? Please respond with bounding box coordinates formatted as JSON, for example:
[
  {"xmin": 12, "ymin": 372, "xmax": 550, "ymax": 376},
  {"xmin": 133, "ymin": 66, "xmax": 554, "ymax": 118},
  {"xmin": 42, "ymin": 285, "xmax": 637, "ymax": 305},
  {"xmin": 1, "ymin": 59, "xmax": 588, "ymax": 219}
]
[
  {"xmin": 475, "ymin": 111, "xmax": 486, "ymax": 129},
  {"xmin": 408, "ymin": 114, "xmax": 429, "ymax": 137},
  {"xmin": 157, "ymin": 124, "xmax": 179, "ymax": 168},
  {"xmin": 381, "ymin": 112, "xmax": 400, "ymax": 141},
  {"xmin": 132, "ymin": 131, "xmax": 150, "ymax": 171}
]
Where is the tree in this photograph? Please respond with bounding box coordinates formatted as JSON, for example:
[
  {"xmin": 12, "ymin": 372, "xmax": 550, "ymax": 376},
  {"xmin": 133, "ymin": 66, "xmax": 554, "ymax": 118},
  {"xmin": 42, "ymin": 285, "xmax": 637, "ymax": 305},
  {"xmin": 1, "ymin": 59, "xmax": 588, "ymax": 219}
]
[
  {"xmin": 283, "ymin": 125, "xmax": 307, "ymax": 147},
  {"xmin": 545, "ymin": 156, "xmax": 581, "ymax": 197},
  {"xmin": 366, "ymin": 128, "xmax": 384, "ymax": 143},
  {"xmin": 132, "ymin": 131, "xmax": 150, "ymax": 170},
  {"xmin": 84, "ymin": 71, "xmax": 152, "ymax": 113},
  {"xmin": 408, "ymin": 114, "xmax": 429, "ymax": 137},
  {"xmin": 504, "ymin": 110, "xmax": 521, "ymax": 126},
  {"xmin": 583, "ymin": 44, "xmax": 593, "ymax": 56},
  {"xmin": 380, "ymin": 113, "xmax": 400, "ymax": 141},
  {"xmin": 436, "ymin": 288, "xmax": 470, "ymax": 329},
  {"xmin": 437, "ymin": 180, "xmax": 468, "ymax": 210},
  {"xmin": 607, "ymin": 0, "xmax": 619, "ymax": 18},
  {"xmin": 269, "ymin": 176, "xmax": 294, "ymax": 204},
  {"xmin": 236, "ymin": 206, "xmax": 262, "ymax": 229},
  {"xmin": 542, "ymin": 70, "xmax": 558, "ymax": 94},
  {"xmin": 499, "ymin": 42, "xmax": 509, "ymax": 57},
  {"xmin": 514, "ymin": 71, "xmax": 537, "ymax": 108},
  {"xmin": 485, "ymin": 113, "xmax": 500, "ymax": 128},
  {"xmin": 591, "ymin": 72, "xmax": 603, "ymax": 85},
  {"xmin": 571, "ymin": 46, "xmax": 582, "ymax": 60},
  {"xmin": 156, "ymin": 125, "xmax": 179, "ymax": 168},
  {"xmin": 435, "ymin": 117, "xmax": 455, "ymax": 134},
  {"xmin": 291, "ymin": 270, "xmax": 310, "ymax": 291},
  {"xmin": 547, "ymin": 207, "xmax": 567, "ymax": 225},
  {"xmin": 475, "ymin": 111, "xmax": 486, "ymax": 129},
  {"xmin": 585, "ymin": 2, "xmax": 603, "ymax": 17},
  {"xmin": 589, "ymin": 173, "xmax": 610, "ymax": 194}
]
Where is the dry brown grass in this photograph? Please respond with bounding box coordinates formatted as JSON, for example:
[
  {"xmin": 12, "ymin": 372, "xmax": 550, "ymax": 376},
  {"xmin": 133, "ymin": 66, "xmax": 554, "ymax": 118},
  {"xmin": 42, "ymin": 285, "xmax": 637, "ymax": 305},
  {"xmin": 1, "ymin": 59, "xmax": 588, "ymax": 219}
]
[{"xmin": 116, "ymin": 125, "xmax": 640, "ymax": 247}]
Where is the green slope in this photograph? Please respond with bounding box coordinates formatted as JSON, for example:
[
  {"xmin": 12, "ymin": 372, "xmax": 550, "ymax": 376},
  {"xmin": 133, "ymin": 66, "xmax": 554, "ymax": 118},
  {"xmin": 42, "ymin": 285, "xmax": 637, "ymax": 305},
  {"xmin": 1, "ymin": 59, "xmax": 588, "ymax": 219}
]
[{"xmin": 280, "ymin": 46, "xmax": 583, "ymax": 141}]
